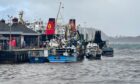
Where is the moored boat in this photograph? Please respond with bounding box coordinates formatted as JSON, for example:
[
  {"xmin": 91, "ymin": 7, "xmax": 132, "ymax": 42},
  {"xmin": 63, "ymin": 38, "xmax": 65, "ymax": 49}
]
[
  {"xmin": 48, "ymin": 48, "xmax": 77, "ymax": 63},
  {"xmin": 28, "ymin": 48, "xmax": 49, "ymax": 63},
  {"xmin": 102, "ymin": 43, "xmax": 114, "ymax": 57},
  {"xmin": 86, "ymin": 42, "xmax": 102, "ymax": 60}
]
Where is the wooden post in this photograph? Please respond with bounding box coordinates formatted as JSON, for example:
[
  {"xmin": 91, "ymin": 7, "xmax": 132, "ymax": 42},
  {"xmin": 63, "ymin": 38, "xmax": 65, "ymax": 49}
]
[
  {"xmin": 37, "ymin": 35, "xmax": 40, "ymax": 48},
  {"xmin": 20, "ymin": 35, "xmax": 24, "ymax": 48}
]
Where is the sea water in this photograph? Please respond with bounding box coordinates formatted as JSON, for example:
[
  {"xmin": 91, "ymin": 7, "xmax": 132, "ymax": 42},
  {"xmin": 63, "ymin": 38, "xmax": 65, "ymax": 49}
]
[{"xmin": 0, "ymin": 42, "xmax": 140, "ymax": 84}]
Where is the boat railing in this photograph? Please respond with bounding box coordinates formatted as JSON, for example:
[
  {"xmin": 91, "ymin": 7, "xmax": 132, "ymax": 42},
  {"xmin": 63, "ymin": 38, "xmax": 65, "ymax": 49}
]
[{"xmin": 49, "ymin": 49, "xmax": 74, "ymax": 56}]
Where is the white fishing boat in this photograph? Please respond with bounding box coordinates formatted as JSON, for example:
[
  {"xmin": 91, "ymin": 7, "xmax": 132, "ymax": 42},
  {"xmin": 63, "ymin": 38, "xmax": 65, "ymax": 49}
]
[{"xmin": 86, "ymin": 42, "xmax": 102, "ymax": 60}]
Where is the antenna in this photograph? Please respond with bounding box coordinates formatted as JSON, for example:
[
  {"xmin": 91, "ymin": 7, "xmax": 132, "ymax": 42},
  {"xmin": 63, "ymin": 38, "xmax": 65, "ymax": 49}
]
[{"xmin": 19, "ymin": 10, "xmax": 24, "ymax": 24}]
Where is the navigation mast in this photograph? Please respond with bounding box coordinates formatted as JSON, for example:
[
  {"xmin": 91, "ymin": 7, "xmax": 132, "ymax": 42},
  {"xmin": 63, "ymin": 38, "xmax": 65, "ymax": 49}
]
[
  {"xmin": 56, "ymin": 2, "xmax": 62, "ymax": 24},
  {"xmin": 55, "ymin": 2, "xmax": 63, "ymax": 35}
]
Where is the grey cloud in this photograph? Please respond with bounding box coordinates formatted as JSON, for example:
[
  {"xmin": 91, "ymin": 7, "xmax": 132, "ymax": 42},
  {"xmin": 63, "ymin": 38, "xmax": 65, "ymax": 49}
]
[{"xmin": 0, "ymin": 0, "xmax": 140, "ymax": 36}]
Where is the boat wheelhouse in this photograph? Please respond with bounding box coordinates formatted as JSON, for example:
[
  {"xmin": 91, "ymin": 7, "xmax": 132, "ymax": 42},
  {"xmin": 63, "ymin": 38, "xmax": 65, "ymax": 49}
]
[{"xmin": 28, "ymin": 48, "xmax": 49, "ymax": 63}]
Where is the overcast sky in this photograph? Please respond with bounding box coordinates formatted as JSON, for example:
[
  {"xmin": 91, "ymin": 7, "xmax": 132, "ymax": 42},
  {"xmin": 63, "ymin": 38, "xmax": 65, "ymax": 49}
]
[{"xmin": 0, "ymin": 0, "xmax": 140, "ymax": 36}]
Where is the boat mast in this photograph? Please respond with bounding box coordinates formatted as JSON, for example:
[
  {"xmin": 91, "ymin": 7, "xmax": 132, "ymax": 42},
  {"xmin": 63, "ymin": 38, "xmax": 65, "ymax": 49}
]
[
  {"xmin": 56, "ymin": 2, "xmax": 62, "ymax": 25},
  {"xmin": 55, "ymin": 2, "xmax": 62, "ymax": 36}
]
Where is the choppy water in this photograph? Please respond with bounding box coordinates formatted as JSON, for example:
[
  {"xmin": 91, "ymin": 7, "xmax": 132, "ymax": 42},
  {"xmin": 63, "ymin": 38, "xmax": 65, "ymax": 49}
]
[{"xmin": 0, "ymin": 43, "xmax": 140, "ymax": 84}]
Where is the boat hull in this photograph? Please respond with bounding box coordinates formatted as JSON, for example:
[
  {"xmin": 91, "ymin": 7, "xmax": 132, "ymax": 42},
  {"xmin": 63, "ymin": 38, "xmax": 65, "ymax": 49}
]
[
  {"xmin": 86, "ymin": 54, "xmax": 101, "ymax": 60},
  {"xmin": 102, "ymin": 47, "xmax": 114, "ymax": 57},
  {"xmin": 48, "ymin": 55, "xmax": 77, "ymax": 63},
  {"xmin": 29, "ymin": 57, "xmax": 48, "ymax": 63}
]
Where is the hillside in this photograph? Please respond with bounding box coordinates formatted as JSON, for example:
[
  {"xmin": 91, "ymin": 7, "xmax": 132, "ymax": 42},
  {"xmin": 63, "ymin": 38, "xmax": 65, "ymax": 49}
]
[
  {"xmin": 109, "ymin": 36, "xmax": 140, "ymax": 42},
  {"xmin": 78, "ymin": 27, "xmax": 140, "ymax": 42},
  {"xmin": 78, "ymin": 27, "xmax": 109, "ymax": 41}
]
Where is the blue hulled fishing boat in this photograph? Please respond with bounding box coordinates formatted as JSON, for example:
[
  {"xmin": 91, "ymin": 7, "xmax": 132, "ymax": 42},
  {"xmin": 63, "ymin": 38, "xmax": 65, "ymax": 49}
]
[{"xmin": 48, "ymin": 48, "xmax": 78, "ymax": 63}]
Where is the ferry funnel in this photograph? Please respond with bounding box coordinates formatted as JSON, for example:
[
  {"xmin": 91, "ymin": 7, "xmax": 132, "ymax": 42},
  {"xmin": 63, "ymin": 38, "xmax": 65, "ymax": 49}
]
[{"xmin": 45, "ymin": 18, "xmax": 55, "ymax": 35}]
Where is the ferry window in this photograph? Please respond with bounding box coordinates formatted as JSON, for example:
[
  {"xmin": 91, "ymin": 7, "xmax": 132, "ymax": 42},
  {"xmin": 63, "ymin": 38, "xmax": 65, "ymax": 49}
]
[
  {"xmin": 32, "ymin": 51, "xmax": 38, "ymax": 57},
  {"xmin": 39, "ymin": 51, "xmax": 44, "ymax": 57}
]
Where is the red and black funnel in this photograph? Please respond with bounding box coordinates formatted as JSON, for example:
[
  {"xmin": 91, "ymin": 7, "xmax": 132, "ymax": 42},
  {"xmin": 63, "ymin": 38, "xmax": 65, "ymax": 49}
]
[
  {"xmin": 69, "ymin": 19, "xmax": 76, "ymax": 32},
  {"xmin": 45, "ymin": 18, "xmax": 55, "ymax": 35}
]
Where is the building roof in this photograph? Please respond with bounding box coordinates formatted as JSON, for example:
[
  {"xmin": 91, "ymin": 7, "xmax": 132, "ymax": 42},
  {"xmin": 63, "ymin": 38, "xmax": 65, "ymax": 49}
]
[
  {"xmin": 0, "ymin": 22, "xmax": 39, "ymax": 35},
  {"xmin": 0, "ymin": 35, "xmax": 9, "ymax": 40}
]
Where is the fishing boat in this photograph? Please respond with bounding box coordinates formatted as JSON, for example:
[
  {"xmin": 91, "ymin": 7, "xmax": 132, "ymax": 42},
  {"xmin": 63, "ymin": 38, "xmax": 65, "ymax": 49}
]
[
  {"xmin": 92, "ymin": 30, "xmax": 114, "ymax": 57},
  {"xmin": 47, "ymin": 33, "xmax": 84, "ymax": 63},
  {"xmin": 28, "ymin": 48, "xmax": 49, "ymax": 63},
  {"xmin": 86, "ymin": 42, "xmax": 102, "ymax": 60},
  {"xmin": 45, "ymin": 18, "xmax": 84, "ymax": 62},
  {"xmin": 102, "ymin": 47, "xmax": 113, "ymax": 57},
  {"xmin": 102, "ymin": 41, "xmax": 114, "ymax": 57},
  {"xmin": 44, "ymin": 2, "xmax": 85, "ymax": 63},
  {"xmin": 47, "ymin": 48, "xmax": 78, "ymax": 63}
]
